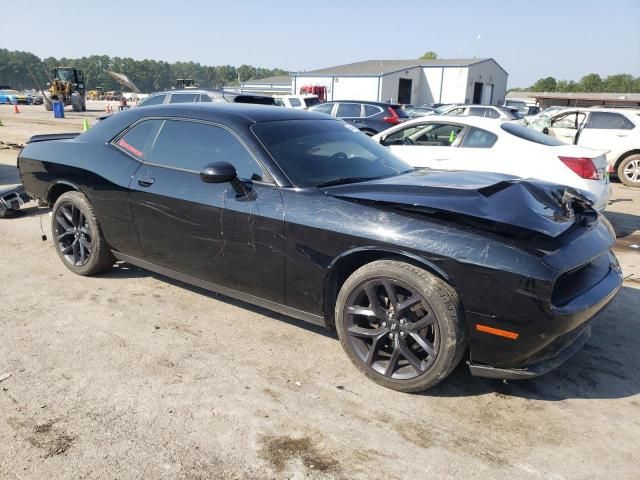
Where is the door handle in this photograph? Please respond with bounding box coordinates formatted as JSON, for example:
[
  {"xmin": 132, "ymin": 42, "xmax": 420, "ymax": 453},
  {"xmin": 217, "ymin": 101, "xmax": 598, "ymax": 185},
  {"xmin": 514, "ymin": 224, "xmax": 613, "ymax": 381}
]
[
  {"xmin": 137, "ymin": 176, "xmax": 155, "ymax": 187},
  {"xmin": 617, "ymin": 134, "xmax": 628, "ymax": 137}
]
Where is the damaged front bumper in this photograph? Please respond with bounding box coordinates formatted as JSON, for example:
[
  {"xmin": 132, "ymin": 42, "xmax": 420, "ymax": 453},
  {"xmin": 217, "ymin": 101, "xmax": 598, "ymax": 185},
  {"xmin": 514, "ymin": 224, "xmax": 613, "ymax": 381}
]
[{"xmin": 0, "ymin": 185, "xmax": 30, "ymax": 217}]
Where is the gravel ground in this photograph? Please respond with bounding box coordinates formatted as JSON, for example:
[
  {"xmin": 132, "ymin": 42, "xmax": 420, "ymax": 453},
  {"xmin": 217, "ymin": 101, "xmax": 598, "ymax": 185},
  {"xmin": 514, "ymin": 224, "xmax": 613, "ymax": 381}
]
[{"xmin": 1, "ymin": 104, "xmax": 639, "ymax": 479}]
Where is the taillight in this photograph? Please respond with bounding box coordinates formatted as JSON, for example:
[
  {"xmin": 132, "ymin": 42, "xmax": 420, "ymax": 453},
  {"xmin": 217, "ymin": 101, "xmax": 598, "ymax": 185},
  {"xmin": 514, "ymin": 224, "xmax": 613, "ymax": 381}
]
[
  {"xmin": 559, "ymin": 156, "xmax": 599, "ymax": 180},
  {"xmin": 383, "ymin": 107, "xmax": 401, "ymax": 125}
]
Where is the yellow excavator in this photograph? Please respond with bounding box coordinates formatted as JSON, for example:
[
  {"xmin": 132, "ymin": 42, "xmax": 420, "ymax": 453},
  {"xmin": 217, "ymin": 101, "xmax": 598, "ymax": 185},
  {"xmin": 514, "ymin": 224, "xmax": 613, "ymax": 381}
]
[
  {"xmin": 44, "ymin": 67, "xmax": 87, "ymax": 112},
  {"xmin": 86, "ymin": 87, "xmax": 105, "ymax": 100}
]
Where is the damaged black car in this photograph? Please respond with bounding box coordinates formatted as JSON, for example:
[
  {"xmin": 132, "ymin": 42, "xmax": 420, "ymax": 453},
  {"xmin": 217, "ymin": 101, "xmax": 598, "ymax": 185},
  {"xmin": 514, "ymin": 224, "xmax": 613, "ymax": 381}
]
[{"xmin": 17, "ymin": 104, "xmax": 622, "ymax": 392}]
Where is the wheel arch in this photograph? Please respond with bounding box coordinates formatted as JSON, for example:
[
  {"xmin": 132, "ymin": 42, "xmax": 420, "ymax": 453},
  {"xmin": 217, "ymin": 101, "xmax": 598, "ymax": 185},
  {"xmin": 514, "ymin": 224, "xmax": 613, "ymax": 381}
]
[
  {"xmin": 613, "ymin": 149, "xmax": 640, "ymax": 171},
  {"xmin": 322, "ymin": 246, "xmax": 451, "ymax": 328},
  {"xmin": 47, "ymin": 180, "xmax": 82, "ymax": 206}
]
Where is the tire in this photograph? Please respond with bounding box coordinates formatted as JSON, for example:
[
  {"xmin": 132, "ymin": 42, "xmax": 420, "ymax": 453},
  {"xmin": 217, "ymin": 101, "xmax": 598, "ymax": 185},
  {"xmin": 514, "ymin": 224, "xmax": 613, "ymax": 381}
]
[
  {"xmin": 335, "ymin": 260, "xmax": 467, "ymax": 392},
  {"xmin": 71, "ymin": 93, "xmax": 82, "ymax": 112},
  {"xmin": 617, "ymin": 154, "xmax": 640, "ymax": 187},
  {"xmin": 51, "ymin": 191, "xmax": 115, "ymax": 276}
]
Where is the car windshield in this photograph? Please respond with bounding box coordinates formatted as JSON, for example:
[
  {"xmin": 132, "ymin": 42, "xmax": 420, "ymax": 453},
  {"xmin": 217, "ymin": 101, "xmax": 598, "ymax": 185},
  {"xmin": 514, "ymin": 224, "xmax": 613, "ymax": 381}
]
[
  {"xmin": 501, "ymin": 122, "xmax": 565, "ymax": 146},
  {"xmin": 252, "ymin": 120, "xmax": 413, "ymax": 188}
]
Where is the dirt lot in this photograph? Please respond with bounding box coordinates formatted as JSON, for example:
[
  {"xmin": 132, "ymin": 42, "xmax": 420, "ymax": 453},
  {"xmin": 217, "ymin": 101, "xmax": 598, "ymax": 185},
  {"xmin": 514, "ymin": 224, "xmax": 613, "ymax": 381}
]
[{"xmin": 1, "ymin": 104, "xmax": 639, "ymax": 479}]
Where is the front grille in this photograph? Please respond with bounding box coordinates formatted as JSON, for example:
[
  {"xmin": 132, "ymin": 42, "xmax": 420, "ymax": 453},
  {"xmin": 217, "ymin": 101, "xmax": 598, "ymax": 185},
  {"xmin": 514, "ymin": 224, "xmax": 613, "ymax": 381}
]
[{"xmin": 551, "ymin": 253, "xmax": 611, "ymax": 308}]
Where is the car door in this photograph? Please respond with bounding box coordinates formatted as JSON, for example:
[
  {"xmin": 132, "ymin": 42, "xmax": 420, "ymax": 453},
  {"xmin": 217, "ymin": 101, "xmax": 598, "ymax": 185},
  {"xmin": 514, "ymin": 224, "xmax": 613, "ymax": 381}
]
[
  {"xmin": 127, "ymin": 118, "xmax": 285, "ymax": 303},
  {"xmin": 547, "ymin": 111, "xmax": 586, "ymax": 144},
  {"xmin": 577, "ymin": 111, "xmax": 637, "ymax": 160},
  {"xmin": 444, "ymin": 126, "xmax": 499, "ymax": 172},
  {"xmin": 381, "ymin": 122, "xmax": 465, "ymax": 168}
]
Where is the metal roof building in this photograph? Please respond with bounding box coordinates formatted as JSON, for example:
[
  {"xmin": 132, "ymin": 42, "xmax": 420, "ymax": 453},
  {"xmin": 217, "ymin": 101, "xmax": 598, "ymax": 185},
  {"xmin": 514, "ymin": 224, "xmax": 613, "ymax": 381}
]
[
  {"xmin": 507, "ymin": 91, "xmax": 640, "ymax": 108},
  {"xmin": 291, "ymin": 58, "xmax": 508, "ymax": 105}
]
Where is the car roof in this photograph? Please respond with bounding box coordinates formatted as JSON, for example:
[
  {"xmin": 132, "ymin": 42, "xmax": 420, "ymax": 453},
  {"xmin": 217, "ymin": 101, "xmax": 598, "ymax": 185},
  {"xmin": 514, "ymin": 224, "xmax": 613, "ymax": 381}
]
[{"xmin": 550, "ymin": 107, "xmax": 640, "ymax": 115}]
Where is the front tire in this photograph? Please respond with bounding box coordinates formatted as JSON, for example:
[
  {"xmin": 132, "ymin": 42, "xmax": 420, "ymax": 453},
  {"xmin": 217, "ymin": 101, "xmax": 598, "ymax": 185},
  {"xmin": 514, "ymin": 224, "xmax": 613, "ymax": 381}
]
[
  {"xmin": 51, "ymin": 191, "xmax": 115, "ymax": 275},
  {"xmin": 617, "ymin": 154, "xmax": 640, "ymax": 187},
  {"xmin": 335, "ymin": 260, "xmax": 467, "ymax": 392}
]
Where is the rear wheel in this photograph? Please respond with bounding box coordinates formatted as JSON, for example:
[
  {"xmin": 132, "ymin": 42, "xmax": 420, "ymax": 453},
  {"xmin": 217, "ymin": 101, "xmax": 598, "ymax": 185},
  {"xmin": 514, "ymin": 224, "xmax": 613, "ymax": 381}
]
[
  {"xmin": 335, "ymin": 260, "xmax": 467, "ymax": 392},
  {"xmin": 52, "ymin": 191, "xmax": 114, "ymax": 275},
  {"xmin": 618, "ymin": 154, "xmax": 640, "ymax": 187}
]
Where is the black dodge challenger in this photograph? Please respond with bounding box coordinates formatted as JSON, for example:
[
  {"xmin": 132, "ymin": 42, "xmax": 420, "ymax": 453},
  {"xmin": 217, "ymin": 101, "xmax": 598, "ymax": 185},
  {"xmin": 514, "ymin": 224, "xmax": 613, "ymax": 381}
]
[{"xmin": 18, "ymin": 104, "xmax": 622, "ymax": 392}]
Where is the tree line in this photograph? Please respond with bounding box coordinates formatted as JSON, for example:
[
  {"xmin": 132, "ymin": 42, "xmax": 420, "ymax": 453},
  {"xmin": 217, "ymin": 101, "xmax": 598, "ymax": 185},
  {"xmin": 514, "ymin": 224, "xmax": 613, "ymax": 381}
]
[
  {"xmin": 0, "ymin": 49, "xmax": 289, "ymax": 92},
  {"xmin": 511, "ymin": 73, "xmax": 640, "ymax": 93}
]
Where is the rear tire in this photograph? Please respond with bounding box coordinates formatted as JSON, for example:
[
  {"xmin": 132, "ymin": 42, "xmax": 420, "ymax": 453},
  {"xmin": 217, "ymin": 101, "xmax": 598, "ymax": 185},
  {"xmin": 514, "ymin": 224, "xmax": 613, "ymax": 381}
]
[
  {"xmin": 617, "ymin": 154, "xmax": 640, "ymax": 187},
  {"xmin": 51, "ymin": 191, "xmax": 115, "ymax": 276},
  {"xmin": 335, "ymin": 260, "xmax": 467, "ymax": 392}
]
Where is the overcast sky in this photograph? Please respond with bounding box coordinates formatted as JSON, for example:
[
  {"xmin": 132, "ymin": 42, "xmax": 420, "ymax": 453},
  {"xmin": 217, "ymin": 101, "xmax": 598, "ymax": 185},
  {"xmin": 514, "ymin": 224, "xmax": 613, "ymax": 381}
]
[{"xmin": 2, "ymin": 0, "xmax": 639, "ymax": 87}]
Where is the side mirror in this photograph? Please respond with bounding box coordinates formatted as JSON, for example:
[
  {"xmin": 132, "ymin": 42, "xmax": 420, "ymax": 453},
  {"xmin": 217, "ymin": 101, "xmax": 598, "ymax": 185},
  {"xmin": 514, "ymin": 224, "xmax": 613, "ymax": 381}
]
[
  {"xmin": 200, "ymin": 162, "xmax": 237, "ymax": 183},
  {"xmin": 542, "ymin": 127, "xmax": 549, "ymax": 135}
]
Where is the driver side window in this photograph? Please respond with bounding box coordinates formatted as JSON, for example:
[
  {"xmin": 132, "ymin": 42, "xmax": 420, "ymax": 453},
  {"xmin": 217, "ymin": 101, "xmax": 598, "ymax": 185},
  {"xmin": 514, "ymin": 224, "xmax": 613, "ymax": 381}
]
[{"xmin": 551, "ymin": 112, "xmax": 586, "ymax": 129}]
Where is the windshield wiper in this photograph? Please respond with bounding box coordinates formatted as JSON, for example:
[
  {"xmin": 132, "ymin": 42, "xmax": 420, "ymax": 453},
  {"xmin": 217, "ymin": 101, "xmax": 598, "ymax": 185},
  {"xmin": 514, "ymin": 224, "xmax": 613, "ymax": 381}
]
[{"xmin": 314, "ymin": 177, "xmax": 375, "ymax": 188}]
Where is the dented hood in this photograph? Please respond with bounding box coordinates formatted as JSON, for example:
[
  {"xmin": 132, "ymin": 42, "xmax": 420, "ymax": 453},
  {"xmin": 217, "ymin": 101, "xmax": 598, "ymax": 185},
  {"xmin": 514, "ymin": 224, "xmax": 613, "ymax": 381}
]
[{"xmin": 324, "ymin": 169, "xmax": 595, "ymax": 238}]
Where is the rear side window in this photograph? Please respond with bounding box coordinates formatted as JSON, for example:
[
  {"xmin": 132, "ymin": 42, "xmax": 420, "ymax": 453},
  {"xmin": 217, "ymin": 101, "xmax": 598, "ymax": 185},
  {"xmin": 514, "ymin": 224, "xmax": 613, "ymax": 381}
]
[
  {"xmin": 364, "ymin": 105, "xmax": 383, "ymax": 117},
  {"xmin": 114, "ymin": 120, "xmax": 162, "ymax": 159},
  {"xmin": 139, "ymin": 94, "xmax": 165, "ymax": 107},
  {"xmin": 289, "ymin": 98, "xmax": 302, "ymax": 107},
  {"xmin": 147, "ymin": 120, "xmax": 265, "ymax": 180},
  {"xmin": 198, "ymin": 93, "xmax": 212, "ymax": 102},
  {"xmin": 169, "ymin": 93, "xmax": 198, "ymax": 104},
  {"xmin": 336, "ymin": 103, "xmax": 362, "ymax": 117},
  {"xmin": 501, "ymin": 122, "xmax": 565, "ymax": 146},
  {"xmin": 460, "ymin": 127, "xmax": 498, "ymax": 148},
  {"xmin": 586, "ymin": 112, "xmax": 635, "ymax": 130}
]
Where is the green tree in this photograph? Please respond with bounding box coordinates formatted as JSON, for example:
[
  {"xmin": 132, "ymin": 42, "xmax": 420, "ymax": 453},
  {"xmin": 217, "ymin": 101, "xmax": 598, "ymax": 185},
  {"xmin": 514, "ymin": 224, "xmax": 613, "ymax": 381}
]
[
  {"xmin": 419, "ymin": 51, "xmax": 438, "ymax": 60},
  {"xmin": 602, "ymin": 74, "xmax": 634, "ymax": 93},
  {"xmin": 530, "ymin": 77, "xmax": 557, "ymax": 92},
  {"xmin": 579, "ymin": 73, "xmax": 603, "ymax": 92}
]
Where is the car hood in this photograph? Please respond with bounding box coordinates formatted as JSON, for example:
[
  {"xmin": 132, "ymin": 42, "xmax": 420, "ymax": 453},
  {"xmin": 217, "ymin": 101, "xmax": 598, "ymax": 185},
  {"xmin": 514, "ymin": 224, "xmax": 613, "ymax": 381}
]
[{"xmin": 323, "ymin": 169, "xmax": 595, "ymax": 238}]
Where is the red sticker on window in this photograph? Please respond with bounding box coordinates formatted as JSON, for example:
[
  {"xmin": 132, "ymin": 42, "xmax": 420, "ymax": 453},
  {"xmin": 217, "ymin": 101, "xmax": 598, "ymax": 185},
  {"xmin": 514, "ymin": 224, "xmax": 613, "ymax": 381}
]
[{"xmin": 118, "ymin": 138, "xmax": 143, "ymax": 157}]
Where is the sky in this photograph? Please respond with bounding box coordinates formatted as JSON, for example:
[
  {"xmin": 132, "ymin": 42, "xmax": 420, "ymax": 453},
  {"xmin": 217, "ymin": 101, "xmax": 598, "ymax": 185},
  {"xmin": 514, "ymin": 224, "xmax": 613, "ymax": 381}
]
[{"xmin": 2, "ymin": 0, "xmax": 639, "ymax": 88}]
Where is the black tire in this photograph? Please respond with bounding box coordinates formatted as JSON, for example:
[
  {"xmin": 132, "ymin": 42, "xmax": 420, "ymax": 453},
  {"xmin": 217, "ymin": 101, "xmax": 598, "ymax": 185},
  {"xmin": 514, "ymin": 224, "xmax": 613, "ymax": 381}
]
[
  {"xmin": 51, "ymin": 191, "xmax": 115, "ymax": 276},
  {"xmin": 335, "ymin": 260, "xmax": 467, "ymax": 392},
  {"xmin": 617, "ymin": 154, "xmax": 640, "ymax": 187}
]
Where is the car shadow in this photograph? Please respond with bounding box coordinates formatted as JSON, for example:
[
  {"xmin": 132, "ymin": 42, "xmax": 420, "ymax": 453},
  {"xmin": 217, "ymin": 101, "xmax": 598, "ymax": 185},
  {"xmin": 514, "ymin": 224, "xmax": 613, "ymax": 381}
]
[
  {"xmin": 605, "ymin": 210, "xmax": 640, "ymax": 238},
  {"xmin": 101, "ymin": 261, "xmax": 640, "ymax": 400},
  {"xmin": 0, "ymin": 163, "xmax": 21, "ymax": 187},
  {"xmin": 423, "ymin": 285, "xmax": 640, "ymax": 401},
  {"xmin": 100, "ymin": 262, "xmax": 335, "ymax": 339}
]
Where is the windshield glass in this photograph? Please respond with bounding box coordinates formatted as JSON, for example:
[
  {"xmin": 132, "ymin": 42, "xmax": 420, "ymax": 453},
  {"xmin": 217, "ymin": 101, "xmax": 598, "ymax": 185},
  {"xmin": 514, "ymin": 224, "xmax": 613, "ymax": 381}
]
[
  {"xmin": 434, "ymin": 105, "xmax": 453, "ymax": 114},
  {"xmin": 252, "ymin": 120, "xmax": 413, "ymax": 188},
  {"xmin": 501, "ymin": 122, "xmax": 565, "ymax": 146}
]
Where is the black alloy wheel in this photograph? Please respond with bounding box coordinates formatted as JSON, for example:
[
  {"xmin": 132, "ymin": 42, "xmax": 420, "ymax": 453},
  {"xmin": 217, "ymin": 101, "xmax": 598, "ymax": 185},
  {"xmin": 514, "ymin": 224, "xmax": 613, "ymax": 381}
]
[
  {"xmin": 335, "ymin": 260, "xmax": 467, "ymax": 392},
  {"xmin": 344, "ymin": 278, "xmax": 439, "ymax": 380},
  {"xmin": 55, "ymin": 201, "xmax": 93, "ymax": 267},
  {"xmin": 51, "ymin": 191, "xmax": 114, "ymax": 276}
]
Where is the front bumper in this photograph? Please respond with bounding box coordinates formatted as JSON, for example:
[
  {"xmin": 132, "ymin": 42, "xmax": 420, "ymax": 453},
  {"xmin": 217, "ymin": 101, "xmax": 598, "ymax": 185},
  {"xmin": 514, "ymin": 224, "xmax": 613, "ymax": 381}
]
[{"xmin": 468, "ymin": 250, "xmax": 622, "ymax": 380}]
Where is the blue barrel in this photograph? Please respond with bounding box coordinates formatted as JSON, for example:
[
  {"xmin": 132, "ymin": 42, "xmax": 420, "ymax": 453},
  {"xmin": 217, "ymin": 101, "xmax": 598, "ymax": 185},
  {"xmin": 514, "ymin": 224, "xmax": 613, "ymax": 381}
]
[{"xmin": 53, "ymin": 101, "xmax": 64, "ymax": 119}]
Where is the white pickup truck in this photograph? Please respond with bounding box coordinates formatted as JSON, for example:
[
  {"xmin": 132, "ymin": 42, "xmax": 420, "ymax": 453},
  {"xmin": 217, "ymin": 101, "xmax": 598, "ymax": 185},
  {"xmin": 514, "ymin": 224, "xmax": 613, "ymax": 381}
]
[{"xmin": 532, "ymin": 107, "xmax": 640, "ymax": 187}]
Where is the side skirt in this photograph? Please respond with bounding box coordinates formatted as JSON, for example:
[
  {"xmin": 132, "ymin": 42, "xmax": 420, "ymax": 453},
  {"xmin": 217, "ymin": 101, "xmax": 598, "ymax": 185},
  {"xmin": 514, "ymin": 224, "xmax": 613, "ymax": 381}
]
[{"xmin": 112, "ymin": 251, "xmax": 327, "ymax": 327}]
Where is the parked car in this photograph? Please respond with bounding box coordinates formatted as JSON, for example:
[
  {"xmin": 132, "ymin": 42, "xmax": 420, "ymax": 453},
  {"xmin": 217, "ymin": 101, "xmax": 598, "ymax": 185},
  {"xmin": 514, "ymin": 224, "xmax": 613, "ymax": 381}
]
[
  {"xmin": 138, "ymin": 89, "xmax": 277, "ymax": 107},
  {"xmin": 437, "ymin": 104, "xmax": 522, "ymax": 121},
  {"xmin": 274, "ymin": 94, "xmax": 319, "ymax": 109},
  {"xmin": 0, "ymin": 89, "xmax": 32, "ymax": 105},
  {"xmin": 24, "ymin": 90, "xmax": 44, "ymax": 105},
  {"xmin": 372, "ymin": 116, "xmax": 611, "ymax": 210},
  {"xmin": 531, "ymin": 107, "xmax": 640, "ymax": 187},
  {"xmin": 403, "ymin": 106, "xmax": 435, "ymax": 118},
  {"xmin": 18, "ymin": 104, "xmax": 621, "ymax": 392},
  {"xmin": 309, "ymin": 100, "xmax": 409, "ymax": 135}
]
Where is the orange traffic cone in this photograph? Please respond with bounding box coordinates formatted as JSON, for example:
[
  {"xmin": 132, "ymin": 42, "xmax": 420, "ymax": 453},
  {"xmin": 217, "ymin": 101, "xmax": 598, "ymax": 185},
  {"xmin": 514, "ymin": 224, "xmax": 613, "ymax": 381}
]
[{"xmin": 13, "ymin": 103, "xmax": 20, "ymax": 114}]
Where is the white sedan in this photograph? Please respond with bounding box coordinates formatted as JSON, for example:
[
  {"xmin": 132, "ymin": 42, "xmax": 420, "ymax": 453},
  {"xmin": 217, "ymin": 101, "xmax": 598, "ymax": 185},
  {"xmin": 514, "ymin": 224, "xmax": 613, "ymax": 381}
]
[{"xmin": 372, "ymin": 116, "xmax": 611, "ymax": 211}]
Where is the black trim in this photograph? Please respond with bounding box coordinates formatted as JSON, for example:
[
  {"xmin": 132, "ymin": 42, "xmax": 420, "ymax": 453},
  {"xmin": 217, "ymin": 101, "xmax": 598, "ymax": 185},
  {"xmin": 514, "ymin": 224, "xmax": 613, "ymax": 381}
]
[
  {"xmin": 27, "ymin": 133, "xmax": 81, "ymax": 144},
  {"xmin": 111, "ymin": 251, "xmax": 326, "ymax": 327}
]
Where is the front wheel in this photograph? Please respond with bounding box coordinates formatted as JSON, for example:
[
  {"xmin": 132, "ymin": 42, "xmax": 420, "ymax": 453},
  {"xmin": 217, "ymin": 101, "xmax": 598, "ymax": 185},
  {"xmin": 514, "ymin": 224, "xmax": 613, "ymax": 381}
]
[
  {"xmin": 51, "ymin": 191, "xmax": 115, "ymax": 275},
  {"xmin": 618, "ymin": 154, "xmax": 640, "ymax": 187},
  {"xmin": 335, "ymin": 260, "xmax": 467, "ymax": 392}
]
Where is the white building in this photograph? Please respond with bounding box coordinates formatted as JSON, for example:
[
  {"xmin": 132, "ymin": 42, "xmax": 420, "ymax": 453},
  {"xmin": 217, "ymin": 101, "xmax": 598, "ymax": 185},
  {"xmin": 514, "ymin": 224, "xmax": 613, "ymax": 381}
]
[{"xmin": 291, "ymin": 58, "xmax": 508, "ymax": 105}]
